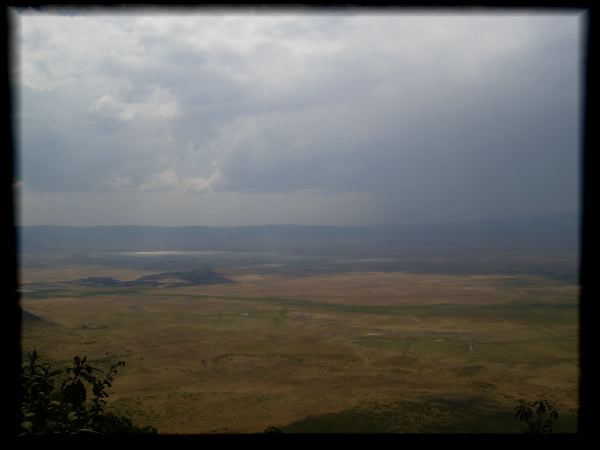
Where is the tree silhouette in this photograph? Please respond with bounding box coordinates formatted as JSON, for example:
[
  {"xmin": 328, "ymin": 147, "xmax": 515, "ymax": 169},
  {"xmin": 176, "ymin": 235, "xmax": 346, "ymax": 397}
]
[
  {"xmin": 20, "ymin": 350, "xmax": 157, "ymax": 435},
  {"xmin": 514, "ymin": 395, "xmax": 560, "ymax": 433}
]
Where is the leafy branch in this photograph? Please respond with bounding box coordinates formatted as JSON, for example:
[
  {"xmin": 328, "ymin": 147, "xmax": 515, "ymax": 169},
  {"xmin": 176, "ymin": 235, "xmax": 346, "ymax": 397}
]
[
  {"xmin": 514, "ymin": 394, "xmax": 560, "ymax": 433},
  {"xmin": 20, "ymin": 350, "xmax": 157, "ymax": 435}
]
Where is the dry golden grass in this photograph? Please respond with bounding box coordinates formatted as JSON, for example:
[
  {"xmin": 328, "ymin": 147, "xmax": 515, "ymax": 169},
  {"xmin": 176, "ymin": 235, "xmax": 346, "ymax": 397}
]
[
  {"xmin": 182, "ymin": 271, "xmax": 577, "ymax": 306},
  {"xmin": 20, "ymin": 269, "xmax": 579, "ymax": 433}
]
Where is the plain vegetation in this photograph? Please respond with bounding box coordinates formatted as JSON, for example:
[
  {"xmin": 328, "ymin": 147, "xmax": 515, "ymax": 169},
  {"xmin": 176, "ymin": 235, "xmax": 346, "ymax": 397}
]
[{"xmin": 20, "ymin": 254, "xmax": 578, "ymax": 433}]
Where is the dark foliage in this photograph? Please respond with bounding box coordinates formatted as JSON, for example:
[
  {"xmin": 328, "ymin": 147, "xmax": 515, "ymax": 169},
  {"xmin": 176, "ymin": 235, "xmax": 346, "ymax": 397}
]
[
  {"xmin": 20, "ymin": 350, "xmax": 157, "ymax": 435},
  {"xmin": 514, "ymin": 395, "xmax": 560, "ymax": 433}
]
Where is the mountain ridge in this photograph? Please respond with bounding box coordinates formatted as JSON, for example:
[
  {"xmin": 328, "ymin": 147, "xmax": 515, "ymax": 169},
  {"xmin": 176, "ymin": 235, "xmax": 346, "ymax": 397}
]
[{"xmin": 19, "ymin": 212, "xmax": 579, "ymax": 255}]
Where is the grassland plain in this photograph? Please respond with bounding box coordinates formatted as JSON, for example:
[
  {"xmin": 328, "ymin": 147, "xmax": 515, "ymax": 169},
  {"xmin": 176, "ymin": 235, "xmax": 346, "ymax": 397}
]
[{"xmin": 20, "ymin": 266, "xmax": 579, "ymax": 433}]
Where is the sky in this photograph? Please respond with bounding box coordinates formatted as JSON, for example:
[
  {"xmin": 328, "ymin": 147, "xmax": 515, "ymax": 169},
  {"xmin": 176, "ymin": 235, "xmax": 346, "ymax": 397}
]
[{"xmin": 13, "ymin": 8, "xmax": 584, "ymax": 227}]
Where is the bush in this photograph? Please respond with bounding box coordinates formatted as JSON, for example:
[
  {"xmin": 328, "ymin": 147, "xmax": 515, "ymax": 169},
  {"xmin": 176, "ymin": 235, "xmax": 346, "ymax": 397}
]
[
  {"xmin": 20, "ymin": 350, "xmax": 157, "ymax": 435},
  {"xmin": 514, "ymin": 395, "xmax": 560, "ymax": 433}
]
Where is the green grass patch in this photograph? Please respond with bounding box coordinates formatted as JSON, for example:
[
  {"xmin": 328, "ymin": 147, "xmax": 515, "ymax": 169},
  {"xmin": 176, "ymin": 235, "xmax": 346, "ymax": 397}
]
[
  {"xmin": 279, "ymin": 398, "xmax": 577, "ymax": 433},
  {"xmin": 177, "ymin": 292, "xmax": 577, "ymax": 323},
  {"xmin": 407, "ymin": 339, "xmax": 467, "ymax": 360},
  {"xmin": 278, "ymin": 399, "xmax": 513, "ymax": 433},
  {"xmin": 353, "ymin": 337, "xmax": 412, "ymax": 353}
]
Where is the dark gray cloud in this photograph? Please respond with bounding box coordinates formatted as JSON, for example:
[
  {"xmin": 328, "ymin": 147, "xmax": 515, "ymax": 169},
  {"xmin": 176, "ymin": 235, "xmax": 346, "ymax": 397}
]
[{"xmin": 14, "ymin": 11, "xmax": 583, "ymax": 225}]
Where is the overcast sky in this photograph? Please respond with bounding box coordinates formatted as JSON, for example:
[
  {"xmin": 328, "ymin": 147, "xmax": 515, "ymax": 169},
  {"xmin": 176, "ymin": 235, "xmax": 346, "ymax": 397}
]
[{"xmin": 13, "ymin": 9, "xmax": 584, "ymax": 226}]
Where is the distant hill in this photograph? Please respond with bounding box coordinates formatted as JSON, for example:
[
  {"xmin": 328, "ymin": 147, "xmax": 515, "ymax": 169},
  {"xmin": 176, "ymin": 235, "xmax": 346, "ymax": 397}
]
[{"xmin": 18, "ymin": 212, "xmax": 579, "ymax": 256}]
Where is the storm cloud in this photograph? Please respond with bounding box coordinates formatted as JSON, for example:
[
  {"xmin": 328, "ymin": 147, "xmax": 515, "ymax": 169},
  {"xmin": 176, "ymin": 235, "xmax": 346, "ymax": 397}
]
[{"xmin": 14, "ymin": 10, "xmax": 583, "ymax": 226}]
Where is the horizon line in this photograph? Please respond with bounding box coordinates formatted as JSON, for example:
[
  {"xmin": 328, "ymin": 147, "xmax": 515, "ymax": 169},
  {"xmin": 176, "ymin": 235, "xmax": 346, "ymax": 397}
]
[{"xmin": 16, "ymin": 210, "xmax": 580, "ymax": 229}]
